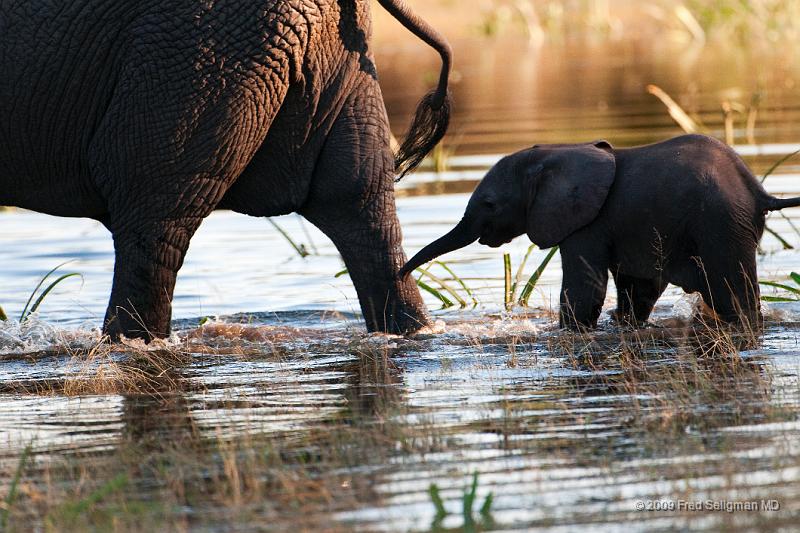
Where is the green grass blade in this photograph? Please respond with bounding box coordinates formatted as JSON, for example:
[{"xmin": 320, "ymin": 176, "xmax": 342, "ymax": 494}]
[
  {"xmin": 790, "ymin": 272, "xmax": 800, "ymax": 287},
  {"xmin": 761, "ymin": 148, "xmax": 800, "ymax": 184},
  {"xmin": 23, "ymin": 273, "xmax": 83, "ymax": 322},
  {"xmin": 296, "ymin": 214, "xmax": 319, "ymax": 255},
  {"xmin": 463, "ymin": 472, "xmax": 478, "ymax": 528},
  {"xmin": 519, "ymin": 247, "xmax": 559, "ymax": 306},
  {"xmin": 479, "ymin": 491, "xmax": 495, "ymax": 524},
  {"xmin": 763, "ymin": 225, "xmax": 793, "ymax": 250},
  {"xmin": 503, "ymin": 254, "xmax": 513, "ymax": 310},
  {"xmin": 417, "ymin": 266, "xmax": 467, "ymax": 307},
  {"xmin": 759, "ymin": 280, "xmax": 800, "ymax": 295},
  {"xmin": 0, "ymin": 305, "xmax": 7, "ymax": 322},
  {"xmin": 336, "ymin": 265, "xmax": 464, "ymax": 309},
  {"xmin": 1, "ymin": 443, "xmax": 34, "ymax": 529},
  {"xmin": 428, "ymin": 483, "xmax": 447, "ymax": 520},
  {"xmin": 512, "ymin": 245, "xmax": 537, "ymax": 301},
  {"xmin": 267, "ymin": 219, "xmax": 309, "ymax": 258},
  {"xmin": 19, "ymin": 261, "xmax": 73, "ymax": 322},
  {"xmin": 416, "ymin": 279, "xmax": 454, "ymax": 308},
  {"xmin": 761, "ymin": 295, "xmax": 799, "ymax": 302},
  {"xmin": 59, "ymin": 473, "xmax": 128, "ymax": 519},
  {"xmin": 434, "ymin": 261, "xmax": 478, "ymax": 305}
]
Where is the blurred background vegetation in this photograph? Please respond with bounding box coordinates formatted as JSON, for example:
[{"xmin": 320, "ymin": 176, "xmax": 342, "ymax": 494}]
[
  {"xmin": 373, "ymin": 0, "xmax": 800, "ymax": 46},
  {"xmin": 371, "ymin": 0, "xmax": 800, "ymax": 160}
]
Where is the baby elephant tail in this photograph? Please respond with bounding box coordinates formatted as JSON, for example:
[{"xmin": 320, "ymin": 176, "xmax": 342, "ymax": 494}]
[{"xmin": 766, "ymin": 195, "xmax": 800, "ymax": 211}]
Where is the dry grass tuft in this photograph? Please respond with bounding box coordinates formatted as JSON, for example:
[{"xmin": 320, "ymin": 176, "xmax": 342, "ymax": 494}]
[
  {"xmin": 0, "ymin": 339, "xmax": 191, "ymax": 397},
  {"xmin": 549, "ymin": 315, "xmax": 777, "ymax": 438}
]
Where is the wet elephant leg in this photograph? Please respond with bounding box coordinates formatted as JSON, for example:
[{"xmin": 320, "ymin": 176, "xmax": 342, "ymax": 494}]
[
  {"xmin": 300, "ymin": 82, "xmax": 428, "ymax": 334},
  {"xmin": 103, "ymin": 218, "xmax": 203, "ymax": 340},
  {"xmin": 558, "ymin": 240, "xmax": 610, "ymax": 329},
  {"xmin": 694, "ymin": 251, "xmax": 762, "ymax": 327},
  {"xmin": 90, "ymin": 53, "xmax": 290, "ymax": 340},
  {"xmin": 612, "ymin": 272, "xmax": 668, "ymax": 326}
]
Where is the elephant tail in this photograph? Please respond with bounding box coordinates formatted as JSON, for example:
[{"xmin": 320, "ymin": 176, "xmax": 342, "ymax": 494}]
[
  {"xmin": 378, "ymin": 0, "xmax": 453, "ymax": 179},
  {"xmin": 766, "ymin": 195, "xmax": 800, "ymax": 211}
]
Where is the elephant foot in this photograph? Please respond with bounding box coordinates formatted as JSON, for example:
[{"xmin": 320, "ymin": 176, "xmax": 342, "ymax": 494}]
[
  {"xmin": 608, "ymin": 309, "xmax": 649, "ymax": 329},
  {"xmin": 381, "ymin": 308, "xmax": 430, "ymax": 335},
  {"xmin": 360, "ymin": 287, "xmax": 430, "ymax": 335},
  {"xmin": 103, "ymin": 297, "xmax": 172, "ymax": 343}
]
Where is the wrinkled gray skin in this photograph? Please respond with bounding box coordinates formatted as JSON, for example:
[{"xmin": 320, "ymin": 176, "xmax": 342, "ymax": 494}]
[
  {"xmin": 0, "ymin": 0, "xmax": 453, "ymax": 340},
  {"xmin": 401, "ymin": 134, "xmax": 800, "ymax": 329}
]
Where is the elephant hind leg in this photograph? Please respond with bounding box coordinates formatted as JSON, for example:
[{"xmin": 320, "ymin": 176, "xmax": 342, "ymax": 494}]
[
  {"xmin": 693, "ymin": 251, "xmax": 761, "ymax": 328},
  {"xmin": 299, "ymin": 81, "xmax": 428, "ymax": 334},
  {"xmin": 611, "ymin": 272, "xmax": 667, "ymax": 326}
]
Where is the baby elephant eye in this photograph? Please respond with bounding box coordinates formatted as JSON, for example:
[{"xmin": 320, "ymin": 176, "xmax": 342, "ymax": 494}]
[{"xmin": 482, "ymin": 199, "xmax": 495, "ymax": 209}]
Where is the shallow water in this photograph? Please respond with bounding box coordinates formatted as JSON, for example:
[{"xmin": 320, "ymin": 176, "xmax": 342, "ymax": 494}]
[{"xmin": 2, "ymin": 37, "xmax": 800, "ymax": 530}]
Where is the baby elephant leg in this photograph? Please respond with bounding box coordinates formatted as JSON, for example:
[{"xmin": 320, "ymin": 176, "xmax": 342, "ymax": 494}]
[
  {"xmin": 559, "ymin": 247, "xmax": 610, "ymax": 329},
  {"xmin": 611, "ymin": 273, "xmax": 668, "ymax": 326},
  {"xmin": 696, "ymin": 254, "xmax": 762, "ymax": 327}
]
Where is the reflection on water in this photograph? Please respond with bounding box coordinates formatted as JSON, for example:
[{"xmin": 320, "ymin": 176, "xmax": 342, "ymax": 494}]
[
  {"xmin": 379, "ymin": 38, "xmax": 800, "ymax": 154},
  {"xmin": 1, "ymin": 318, "xmax": 799, "ymax": 530},
  {"xmin": 1, "ymin": 37, "xmax": 800, "ymax": 530}
]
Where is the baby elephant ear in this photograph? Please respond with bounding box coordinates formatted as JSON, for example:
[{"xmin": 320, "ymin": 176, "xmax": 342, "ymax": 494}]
[{"xmin": 526, "ymin": 141, "xmax": 616, "ymax": 248}]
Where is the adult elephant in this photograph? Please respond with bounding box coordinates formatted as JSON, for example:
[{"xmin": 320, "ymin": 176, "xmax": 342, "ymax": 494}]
[{"xmin": 0, "ymin": 0, "xmax": 452, "ymax": 340}]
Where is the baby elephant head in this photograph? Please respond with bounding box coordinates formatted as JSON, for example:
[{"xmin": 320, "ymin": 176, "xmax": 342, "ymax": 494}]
[{"xmin": 399, "ymin": 141, "xmax": 616, "ymax": 277}]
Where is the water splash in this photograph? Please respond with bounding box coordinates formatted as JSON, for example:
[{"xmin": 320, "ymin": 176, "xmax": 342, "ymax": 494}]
[{"xmin": 0, "ymin": 316, "xmax": 101, "ymax": 355}]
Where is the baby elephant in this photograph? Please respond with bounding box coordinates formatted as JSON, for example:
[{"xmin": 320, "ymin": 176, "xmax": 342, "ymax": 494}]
[{"xmin": 400, "ymin": 134, "xmax": 800, "ymax": 329}]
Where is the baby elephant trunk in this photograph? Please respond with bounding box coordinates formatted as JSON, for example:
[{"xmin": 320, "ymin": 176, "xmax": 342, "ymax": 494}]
[{"xmin": 399, "ymin": 218, "xmax": 479, "ymax": 278}]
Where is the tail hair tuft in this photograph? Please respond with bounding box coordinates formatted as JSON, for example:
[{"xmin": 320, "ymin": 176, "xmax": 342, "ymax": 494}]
[{"xmin": 394, "ymin": 89, "xmax": 452, "ymax": 180}]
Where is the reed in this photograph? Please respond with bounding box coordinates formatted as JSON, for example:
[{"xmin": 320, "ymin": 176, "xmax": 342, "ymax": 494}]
[
  {"xmin": 518, "ymin": 246, "xmax": 559, "ymax": 307},
  {"xmin": 417, "ymin": 277, "xmax": 456, "ymax": 308},
  {"xmin": 428, "ymin": 471, "xmax": 494, "ymax": 532},
  {"xmin": 19, "ymin": 269, "xmax": 82, "ymax": 323},
  {"xmin": 647, "ymin": 85, "xmax": 705, "ymax": 134},
  {"xmin": 417, "ymin": 265, "xmax": 469, "ymax": 308},
  {"xmin": 0, "ymin": 262, "xmax": 82, "ymax": 324},
  {"xmin": 435, "ymin": 261, "xmax": 479, "ymax": 306},
  {"xmin": 760, "ymin": 272, "xmax": 800, "ymax": 302},
  {"xmin": 339, "ymin": 260, "xmax": 478, "ymax": 309},
  {"xmin": 267, "ymin": 218, "xmax": 311, "ymax": 258},
  {"xmin": 503, "ymin": 253, "xmax": 513, "ymax": 310}
]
